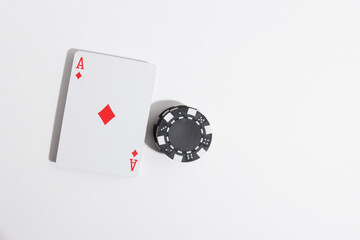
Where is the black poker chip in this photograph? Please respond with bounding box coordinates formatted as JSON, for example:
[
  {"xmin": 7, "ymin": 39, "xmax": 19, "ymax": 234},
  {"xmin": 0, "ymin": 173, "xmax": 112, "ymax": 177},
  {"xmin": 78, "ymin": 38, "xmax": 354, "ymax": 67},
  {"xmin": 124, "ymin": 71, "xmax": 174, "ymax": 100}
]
[{"xmin": 154, "ymin": 105, "xmax": 212, "ymax": 162}]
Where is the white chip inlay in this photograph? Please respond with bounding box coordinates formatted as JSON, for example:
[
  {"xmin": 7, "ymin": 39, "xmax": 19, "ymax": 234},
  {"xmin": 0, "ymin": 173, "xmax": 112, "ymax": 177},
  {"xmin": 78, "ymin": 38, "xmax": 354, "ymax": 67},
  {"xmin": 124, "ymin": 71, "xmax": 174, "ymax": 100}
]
[
  {"xmin": 164, "ymin": 112, "xmax": 174, "ymax": 122},
  {"xmin": 204, "ymin": 125, "xmax": 212, "ymax": 135},
  {"xmin": 187, "ymin": 108, "xmax": 197, "ymax": 116},
  {"xmin": 197, "ymin": 148, "xmax": 207, "ymax": 158},
  {"xmin": 173, "ymin": 154, "xmax": 183, "ymax": 162},
  {"xmin": 157, "ymin": 136, "xmax": 166, "ymax": 145}
]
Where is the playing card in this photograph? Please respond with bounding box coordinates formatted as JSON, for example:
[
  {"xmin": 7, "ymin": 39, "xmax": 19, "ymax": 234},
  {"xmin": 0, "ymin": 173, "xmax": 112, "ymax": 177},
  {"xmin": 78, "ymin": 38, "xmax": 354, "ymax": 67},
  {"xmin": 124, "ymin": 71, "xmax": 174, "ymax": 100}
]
[{"xmin": 56, "ymin": 50, "xmax": 156, "ymax": 176}]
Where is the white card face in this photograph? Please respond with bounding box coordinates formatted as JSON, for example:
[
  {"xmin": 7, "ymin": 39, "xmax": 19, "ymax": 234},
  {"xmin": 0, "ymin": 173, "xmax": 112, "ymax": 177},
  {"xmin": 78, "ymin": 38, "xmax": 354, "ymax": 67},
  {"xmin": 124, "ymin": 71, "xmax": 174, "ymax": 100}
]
[{"xmin": 56, "ymin": 50, "xmax": 156, "ymax": 176}]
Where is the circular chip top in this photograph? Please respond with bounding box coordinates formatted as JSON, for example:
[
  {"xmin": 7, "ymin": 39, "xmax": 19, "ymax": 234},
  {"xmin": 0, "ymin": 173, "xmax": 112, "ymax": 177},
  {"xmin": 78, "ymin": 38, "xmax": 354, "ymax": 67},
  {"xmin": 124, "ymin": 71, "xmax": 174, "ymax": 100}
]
[{"xmin": 154, "ymin": 105, "xmax": 212, "ymax": 162}]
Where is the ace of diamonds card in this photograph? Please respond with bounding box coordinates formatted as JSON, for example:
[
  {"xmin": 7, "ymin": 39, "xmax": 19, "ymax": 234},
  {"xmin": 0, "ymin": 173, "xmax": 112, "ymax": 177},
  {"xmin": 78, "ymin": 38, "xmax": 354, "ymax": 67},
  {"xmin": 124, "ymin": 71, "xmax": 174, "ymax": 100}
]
[{"xmin": 56, "ymin": 50, "xmax": 156, "ymax": 176}]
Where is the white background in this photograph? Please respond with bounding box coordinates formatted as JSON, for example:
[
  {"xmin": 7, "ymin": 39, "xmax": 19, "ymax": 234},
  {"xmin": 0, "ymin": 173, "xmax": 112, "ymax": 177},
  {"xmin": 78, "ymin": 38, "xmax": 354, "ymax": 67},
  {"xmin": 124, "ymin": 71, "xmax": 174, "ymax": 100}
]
[{"xmin": 0, "ymin": 0, "xmax": 360, "ymax": 239}]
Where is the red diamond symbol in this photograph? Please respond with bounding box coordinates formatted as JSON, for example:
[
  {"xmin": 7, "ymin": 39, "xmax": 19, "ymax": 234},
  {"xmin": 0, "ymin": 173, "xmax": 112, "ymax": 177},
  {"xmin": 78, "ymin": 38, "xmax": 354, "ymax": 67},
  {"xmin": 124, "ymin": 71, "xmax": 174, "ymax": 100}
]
[
  {"xmin": 76, "ymin": 72, "xmax": 82, "ymax": 79},
  {"xmin": 132, "ymin": 150, "xmax": 138, "ymax": 157},
  {"xmin": 98, "ymin": 104, "xmax": 115, "ymax": 125}
]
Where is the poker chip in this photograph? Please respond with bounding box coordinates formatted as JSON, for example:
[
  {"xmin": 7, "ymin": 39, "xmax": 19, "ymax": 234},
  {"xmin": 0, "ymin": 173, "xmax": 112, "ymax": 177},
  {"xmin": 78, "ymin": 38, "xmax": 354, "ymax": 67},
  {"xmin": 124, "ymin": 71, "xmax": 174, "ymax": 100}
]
[{"xmin": 154, "ymin": 105, "xmax": 212, "ymax": 162}]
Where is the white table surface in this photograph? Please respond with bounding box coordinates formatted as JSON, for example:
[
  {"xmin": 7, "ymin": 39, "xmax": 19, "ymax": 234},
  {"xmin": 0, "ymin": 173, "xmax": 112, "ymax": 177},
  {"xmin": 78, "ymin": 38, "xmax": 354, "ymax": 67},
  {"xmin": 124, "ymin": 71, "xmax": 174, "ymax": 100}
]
[{"xmin": 1, "ymin": 0, "xmax": 360, "ymax": 239}]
